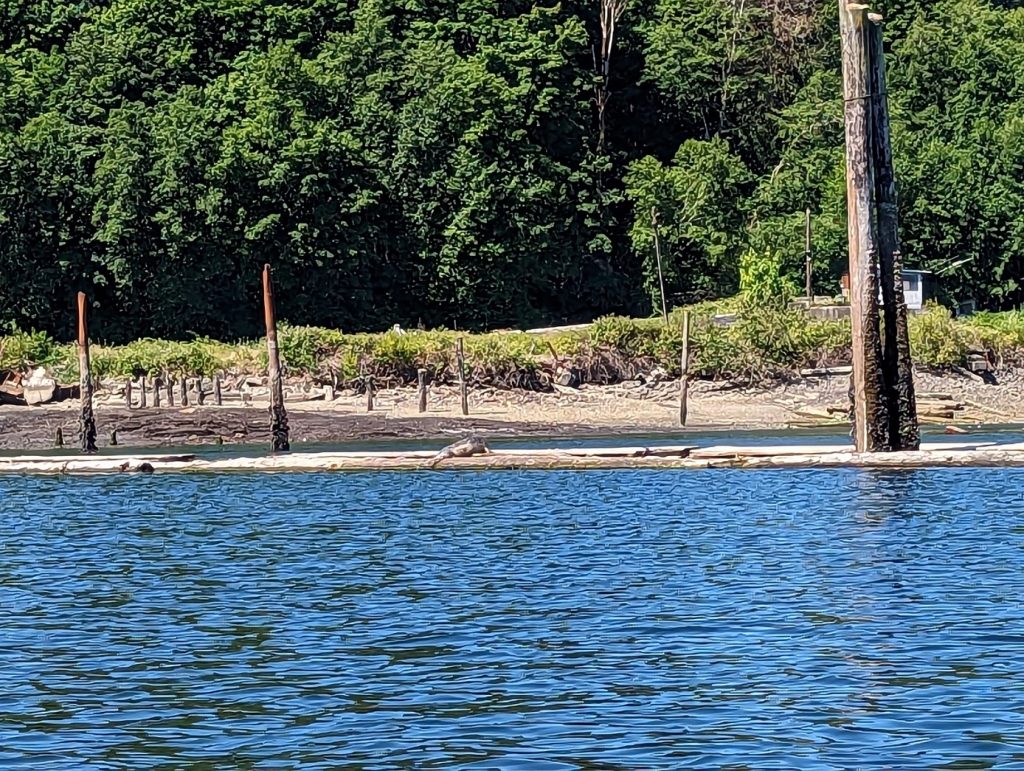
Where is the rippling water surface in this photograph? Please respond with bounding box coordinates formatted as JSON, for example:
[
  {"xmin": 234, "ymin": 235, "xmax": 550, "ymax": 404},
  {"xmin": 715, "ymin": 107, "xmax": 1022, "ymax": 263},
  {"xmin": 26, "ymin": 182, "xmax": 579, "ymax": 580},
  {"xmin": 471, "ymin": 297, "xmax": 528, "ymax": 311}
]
[{"xmin": 3, "ymin": 468, "xmax": 1024, "ymax": 768}]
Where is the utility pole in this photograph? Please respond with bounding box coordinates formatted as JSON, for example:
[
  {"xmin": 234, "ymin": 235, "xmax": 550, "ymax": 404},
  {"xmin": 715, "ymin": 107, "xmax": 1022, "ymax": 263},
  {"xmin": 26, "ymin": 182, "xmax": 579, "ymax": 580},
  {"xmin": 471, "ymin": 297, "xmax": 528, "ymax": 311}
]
[
  {"xmin": 651, "ymin": 207, "xmax": 669, "ymax": 324},
  {"xmin": 804, "ymin": 208, "xmax": 813, "ymax": 300}
]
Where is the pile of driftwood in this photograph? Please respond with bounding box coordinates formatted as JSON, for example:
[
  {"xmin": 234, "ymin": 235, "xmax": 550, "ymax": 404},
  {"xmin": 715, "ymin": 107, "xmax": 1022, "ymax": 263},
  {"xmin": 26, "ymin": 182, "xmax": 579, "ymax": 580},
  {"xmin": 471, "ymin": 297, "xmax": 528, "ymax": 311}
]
[{"xmin": 792, "ymin": 391, "xmax": 1006, "ymax": 427}]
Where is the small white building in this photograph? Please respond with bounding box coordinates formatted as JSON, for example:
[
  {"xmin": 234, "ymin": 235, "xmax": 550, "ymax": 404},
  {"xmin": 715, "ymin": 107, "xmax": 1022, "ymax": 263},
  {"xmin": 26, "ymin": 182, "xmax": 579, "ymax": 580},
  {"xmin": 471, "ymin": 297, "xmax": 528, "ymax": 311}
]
[{"xmin": 841, "ymin": 269, "xmax": 935, "ymax": 312}]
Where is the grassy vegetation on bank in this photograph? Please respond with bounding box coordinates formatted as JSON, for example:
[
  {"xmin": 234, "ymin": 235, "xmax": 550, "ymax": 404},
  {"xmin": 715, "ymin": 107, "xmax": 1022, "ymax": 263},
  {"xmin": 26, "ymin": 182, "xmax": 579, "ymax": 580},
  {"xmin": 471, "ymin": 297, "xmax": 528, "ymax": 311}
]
[{"xmin": 2, "ymin": 303, "xmax": 1022, "ymax": 389}]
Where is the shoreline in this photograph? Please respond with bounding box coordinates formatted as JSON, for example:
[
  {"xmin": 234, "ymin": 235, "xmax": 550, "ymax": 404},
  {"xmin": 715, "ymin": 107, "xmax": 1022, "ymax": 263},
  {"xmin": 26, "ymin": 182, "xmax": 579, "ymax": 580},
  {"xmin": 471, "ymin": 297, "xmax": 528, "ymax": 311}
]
[{"xmin": 1, "ymin": 370, "xmax": 1023, "ymax": 452}]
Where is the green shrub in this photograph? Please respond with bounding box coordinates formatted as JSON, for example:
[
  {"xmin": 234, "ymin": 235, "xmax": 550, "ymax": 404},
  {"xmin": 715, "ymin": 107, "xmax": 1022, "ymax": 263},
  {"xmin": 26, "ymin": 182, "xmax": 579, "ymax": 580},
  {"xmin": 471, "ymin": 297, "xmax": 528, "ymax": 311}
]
[{"xmin": 908, "ymin": 304, "xmax": 968, "ymax": 367}]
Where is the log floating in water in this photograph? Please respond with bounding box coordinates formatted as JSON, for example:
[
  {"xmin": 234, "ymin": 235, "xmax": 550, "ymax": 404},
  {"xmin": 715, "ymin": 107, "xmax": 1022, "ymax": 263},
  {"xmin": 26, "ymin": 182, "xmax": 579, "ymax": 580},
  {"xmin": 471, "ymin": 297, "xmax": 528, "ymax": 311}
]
[{"xmin": 2, "ymin": 443, "xmax": 1022, "ymax": 475}]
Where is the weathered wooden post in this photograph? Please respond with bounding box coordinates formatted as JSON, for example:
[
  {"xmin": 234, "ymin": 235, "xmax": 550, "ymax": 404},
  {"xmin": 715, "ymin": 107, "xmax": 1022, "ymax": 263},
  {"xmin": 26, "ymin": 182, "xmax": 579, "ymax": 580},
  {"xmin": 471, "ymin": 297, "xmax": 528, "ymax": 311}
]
[
  {"xmin": 263, "ymin": 264, "xmax": 290, "ymax": 452},
  {"xmin": 457, "ymin": 338, "xmax": 469, "ymax": 416},
  {"xmin": 139, "ymin": 376, "xmax": 148, "ymax": 409},
  {"xmin": 125, "ymin": 379, "xmax": 133, "ymax": 409},
  {"xmin": 679, "ymin": 310, "xmax": 691, "ymax": 427},
  {"xmin": 840, "ymin": 1, "xmax": 889, "ymax": 452},
  {"xmin": 165, "ymin": 375, "xmax": 174, "ymax": 407},
  {"xmin": 109, "ymin": 429, "xmax": 118, "ymax": 447},
  {"xmin": 365, "ymin": 375, "xmax": 374, "ymax": 412},
  {"xmin": 417, "ymin": 368, "xmax": 428, "ymax": 413},
  {"xmin": 869, "ymin": 13, "xmax": 919, "ymax": 451},
  {"xmin": 213, "ymin": 375, "xmax": 222, "ymax": 406},
  {"xmin": 197, "ymin": 377, "xmax": 205, "ymax": 406},
  {"xmin": 180, "ymin": 377, "xmax": 189, "ymax": 407},
  {"xmin": 77, "ymin": 292, "xmax": 97, "ymax": 453},
  {"xmin": 153, "ymin": 377, "xmax": 162, "ymax": 408},
  {"xmin": 804, "ymin": 208, "xmax": 813, "ymax": 300},
  {"xmin": 54, "ymin": 426, "xmax": 64, "ymax": 449}
]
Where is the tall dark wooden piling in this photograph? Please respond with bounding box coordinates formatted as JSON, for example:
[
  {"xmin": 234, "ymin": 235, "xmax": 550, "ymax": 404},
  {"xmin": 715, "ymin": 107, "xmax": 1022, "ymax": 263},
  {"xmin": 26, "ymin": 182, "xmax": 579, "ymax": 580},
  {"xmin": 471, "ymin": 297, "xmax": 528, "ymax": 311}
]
[
  {"xmin": 153, "ymin": 377, "xmax": 162, "ymax": 408},
  {"xmin": 417, "ymin": 368, "xmax": 428, "ymax": 413},
  {"xmin": 457, "ymin": 338, "xmax": 469, "ymax": 416},
  {"xmin": 869, "ymin": 13, "xmax": 919, "ymax": 451},
  {"xmin": 213, "ymin": 375, "xmax": 222, "ymax": 406},
  {"xmin": 679, "ymin": 311, "xmax": 691, "ymax": 427},
  {"xmin": 180, "ymin": 377, "xmax": 189, "ymax": 407},
  {"xmin": 165, "ymin": 375, "xmax": 174, "ymax": 407},
  {"xmin": 125, "ymin": 379, "xmax": 133, "ymax": 409},
  {"xmin": 197, "ymin": 377, "xmax": 205, "ymax": 406},
  {"xmin": 139, "ymin": 376, "xmax": 148, "ymax": 409},
  {"xmin": 77, "ymin": 292, "xmax": 97, "ymax": 453},
  {"xmin": 365, "ymin": 375, "xmax": 375, "ymax": 412},
  {"xmin": 263, "ymin": 265, "xmax": 290, "ymax": 452},
  {"xmin": 840, "ymin": 1, "xmax": 889, "ymax": 452}
]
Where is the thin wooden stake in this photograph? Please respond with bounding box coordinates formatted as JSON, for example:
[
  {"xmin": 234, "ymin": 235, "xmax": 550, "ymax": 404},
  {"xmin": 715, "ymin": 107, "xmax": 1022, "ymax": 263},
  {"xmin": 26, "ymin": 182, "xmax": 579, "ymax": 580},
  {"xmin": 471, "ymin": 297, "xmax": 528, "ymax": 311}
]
[
  {"xmin": 77, "ymin": 292, "xmax": 97, "ymax": 453},
  {"xmin": 197, "ymin": 377, "xmax": 205, "ymax": 406},
  {"xmin": 840, "ymin": 1, "xmax": 888, "ymax": 453},
  {"xmin": 679, "ymin": 310, "xmax": 691, "ymax": 427},
  {"xmin": 180, "ymin": 377, "xmax": 189, "ymax": 407},
  {"xmin": 417, "ymin": 368, "xmax": 428, "ymax": 414},
  {"xmin": 263, "ymin": 264, "xmax": 290, "ymax": 452},
  {"xmin": 457, "ymin": 338, "xmax": 469, "ymax": 416},
  {"xmin": 213, "ymin": 375, "xmax": 222, "ymax": 406},
  {"xmin": 366, "ymin": 375, "xmax": 375, "ymax": 412},
  {"xmin": 153, "ymin": 377, "xmax": 162, "ymax": 408},
  {"xmin": 139, "ymin": 376, "xmax": 148, "ymax": 409},
  {"xmin": 165, "ymin": 375, "xmax": 174, "ymax": 407},
  {"xmin": 868, "ymin": 13, "xmax": 919, "ymax": 451},
  {"xmin": 125, "ymin": 379, "xmax": 133, "ymax": 409}
]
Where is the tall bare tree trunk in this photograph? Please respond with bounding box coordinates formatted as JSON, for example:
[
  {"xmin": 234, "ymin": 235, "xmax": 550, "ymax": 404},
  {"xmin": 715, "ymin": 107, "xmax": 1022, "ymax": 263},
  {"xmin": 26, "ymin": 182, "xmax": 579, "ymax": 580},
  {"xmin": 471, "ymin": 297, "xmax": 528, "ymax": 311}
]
[{"xmin": 597, "ymin": 0, "xmax": 627, "ymax": 150}]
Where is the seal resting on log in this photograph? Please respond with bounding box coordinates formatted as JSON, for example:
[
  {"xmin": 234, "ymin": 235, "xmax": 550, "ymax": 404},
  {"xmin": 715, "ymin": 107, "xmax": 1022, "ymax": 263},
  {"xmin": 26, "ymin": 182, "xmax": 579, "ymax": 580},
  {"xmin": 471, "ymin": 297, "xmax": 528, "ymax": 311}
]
[{"xmin": 427, "ymin": 435, "xmax": 491, "ymax": 468}]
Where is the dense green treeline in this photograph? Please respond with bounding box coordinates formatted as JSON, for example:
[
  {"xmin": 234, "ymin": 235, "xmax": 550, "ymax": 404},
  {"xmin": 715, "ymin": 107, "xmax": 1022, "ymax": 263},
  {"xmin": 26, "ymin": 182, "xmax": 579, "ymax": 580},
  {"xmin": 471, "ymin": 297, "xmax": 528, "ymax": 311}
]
[{"xmin": 1, "ymin": 0, "xmax": 1023, "ymax": 342}]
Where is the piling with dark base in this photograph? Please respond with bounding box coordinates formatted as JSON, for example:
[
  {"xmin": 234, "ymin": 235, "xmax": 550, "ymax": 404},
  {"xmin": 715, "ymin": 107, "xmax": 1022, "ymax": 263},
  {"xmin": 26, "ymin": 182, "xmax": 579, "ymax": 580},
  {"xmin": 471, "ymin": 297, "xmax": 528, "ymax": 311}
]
[
  {"xmin": 365, "ymin": 375, "xmax": 375, "ymax": 412},
  {"xmin": 153, "ymin": 378, "xmax": 162, "ymax": 408},
  {"xmin": 197, "ymin": 377, "xmax": 205, "ymax": 406},
  {"xmin": 180, "ymin": 377, "xmax": 189, "ymax": 407},
  {"xmin": 457, "ymin": 338, "xmax": 469, "ymax": 416},
  {"xmin": 868, "ymin": 14, "xmax": 919, "ymax": 451},
  {"xmin": 139, "ymin": 377, "xmax": 148, "ymax": 409},
  {"xmin": 679, "ymin": 311, "xmax": 691, "ymax": 427},
  {"xmin": 76, "ymin": 292, "xmax": 97, "ymax": 453},
  {"xmin": 263, "ymin": 265, "xmax": 290, "ymax": 452},
  {"xmin": 213, "ymin": 376, "xmax": 222, "ymax": 406},
  {"xmin": 109, "ymin": 429, "xmax": 118, "ymax": 447},
  {"xmin": 417, "ymin": 369, "xmax": 428, "ymax": 414},
  {"xmin": 54, "ymin": 426, "xmax": 64, "ymax": 448},
  {"xmin": 125, "ymin": 379, "xmax": 133, "ymax": 409},
  {"xmin": 165, "ymin": 376, "xmax": 174, "ymax": 407},
  {"xmin": 840, "ymin": 2, "xmax": 889, "ymax": 452}
]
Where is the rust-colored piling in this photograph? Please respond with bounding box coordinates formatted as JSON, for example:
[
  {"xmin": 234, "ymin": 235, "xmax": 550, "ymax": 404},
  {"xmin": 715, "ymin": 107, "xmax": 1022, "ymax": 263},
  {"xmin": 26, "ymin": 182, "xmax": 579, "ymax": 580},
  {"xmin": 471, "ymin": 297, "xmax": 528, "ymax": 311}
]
[{"xmin": 679, "ymin": 311, "xmax": 691, "ymax": 427}]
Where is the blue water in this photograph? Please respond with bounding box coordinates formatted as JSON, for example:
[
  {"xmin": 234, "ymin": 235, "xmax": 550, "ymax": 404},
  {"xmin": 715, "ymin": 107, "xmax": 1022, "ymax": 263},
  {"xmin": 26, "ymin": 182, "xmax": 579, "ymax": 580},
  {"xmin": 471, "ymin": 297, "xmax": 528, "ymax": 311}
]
[{"xmin": 3, "ymin": 468, "xmax": 1024, "ymax": 768}]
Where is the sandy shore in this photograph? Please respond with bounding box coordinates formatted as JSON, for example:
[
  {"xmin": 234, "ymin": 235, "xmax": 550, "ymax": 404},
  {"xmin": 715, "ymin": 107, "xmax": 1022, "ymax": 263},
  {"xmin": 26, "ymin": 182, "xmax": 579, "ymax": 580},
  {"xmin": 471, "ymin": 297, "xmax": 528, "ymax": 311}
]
[{"xmin": 2, "ymin": 369, "xmax": 1023, "ymax": 451}]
